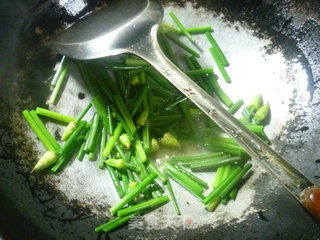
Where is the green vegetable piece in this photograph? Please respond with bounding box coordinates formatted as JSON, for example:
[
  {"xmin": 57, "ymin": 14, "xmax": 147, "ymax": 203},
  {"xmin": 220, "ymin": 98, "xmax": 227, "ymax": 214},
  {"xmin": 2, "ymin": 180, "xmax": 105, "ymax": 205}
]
[
  {"xmin": 107, "ymin": 165, "xmax": 125, "ymax": 198},
  {"xmin": 95, "ymin": 214, "xmax": 135, "ymax": 233},
  {"xmin": 228, "ymin": 99, "xmax": 244, "ymax": 115},
  {"xmin": 119, "ymin": 133, "xmax": 131, "ymax": 149},
  {"xmin": 165, "ymin": 162, "xmax": 204, "ymax": 198},
  {"xmin": 205, "ymin": 197, "xmax": 220, "ymax": 212},
  {"xmin": 49, "ymin": 66, "xmax": 68, "ymax": 104},
  {"xmin": 103, "ymin": 123, "xmax": 123, "ymax": 158},
  {"xmin": 147, "ymin": 161, "xmax": 167, "ymax": 184},
  {"xmin": 117, "ymin": 196, "xmax": 169, "ymax": 217},
  {"xmin": 125, "ymin": 59, "xmax": 149, "ymax": 66},
  {"xmin": 159, "ymin": 23, "xmax": 178, "ymax": 34},
  {"xmin": 22, "ymin": 110, "xmax": 56, "ymax": 151},
  {"xmin": 219, "ymin": 163, "xmax": 252, "ymax": 199},
  {"xmin": 105, "ymin": 158, "xmax": 137, "ymax": 172},
  {"xmin": 109, "ymin": 172, "xmax": 157, "ymax": 215},
  {"xmin": 99, "ymin": 128, "xmax": 108, "ymax": 169},
  {"xmin": 114, "ymin": 95, "xmax": 137, "ymax": 135},
  {"xmin": 202, "ymin": 165, "xmax": 246, "ymax": 205},
  {"xmin": 136, "ymin": 107, "xmax": 149, "ymax": 126},
  {"xmin": 190, "ymin": 156, "xmax": 242, "ymax": 172},
  {"xmin": 164, "ymin": 171, "xmax": 181, "ymax": 215},
  {"xmin": 169, "ymin": 11, "xmax": 194, "ymax": 43},
  {"xmin": 36, "ymin": 107, "xmax": 76, "ymax": 123},
  {"xmin": 174, "ymin": 26, "xmax": 213, "ymax": 34},
  {"xmin": 166, "ymin": 34, "xmax": 199, "ymax": 57},
  {"xmin": 135, "ymin": 139, "xmax": 147, "ymax": 163},
  {"xmin": 249, "ymin": 94, "xmax": 263, "ymax": 111},
  {"xmin": 128, "ymin": 181, "xmax": 138, "ymax": 191},
  {"xmin": 77, "ymin": 120, "xmax": 92, "ymax": 161},
  {"xmin": 142, "ymin": 123, "xmax": 150, "ymax": 152},
  {"xmin": 150, "ymin": 138, "xmax": 160, "ymax": 152},
  {"xmin": 51, "ymin": 56, "xmax": 66, "ymax": 87},
  {"xmin": 170, "ymin": 152, "xmax": 224, "ymax": 165},
  {"xmin": 29, "ymin": 110, "xmax": 60, "ymax": 151},
  {"xmin": 160, "ymin": 132, "xmax": 180, "ymax": 148},
  {"xmin": 62, "ymin": 121, "xmax": 77, "ymax": 141},
  {"xmin": 205, "ymin": 32, "xmax": 229, "ymax": 67},
  {"xmin": 131, "ymin": 74, "xmax": 140, "ymax": 85},
  {"xmin": 209, "ymin": 76, "xmax": 233, "ymax": 107},
  {"xmin": 175, "ymin": 164, "xmax": 208, "ymax": 189},
  {"xmin": 212, "ymin": 166, "xmax": 225, "ymax": 188},
  {"xmin": 252, "ymin": 103, "xmax": 270, "ymax": 125},
  {"xmin": 185, "ymin": 68, "xmax": 213, "ymax": 76},
  {"xmin": 209, "ymin": 47, "xmax": 231, "ymax": 83},
  {"xmin": 31, "ymin": 151, "xmax": 58, "ymax": 173},
  {"xmin": 84, "ymin": 113, "xmax": 101, "ymax": 153}
]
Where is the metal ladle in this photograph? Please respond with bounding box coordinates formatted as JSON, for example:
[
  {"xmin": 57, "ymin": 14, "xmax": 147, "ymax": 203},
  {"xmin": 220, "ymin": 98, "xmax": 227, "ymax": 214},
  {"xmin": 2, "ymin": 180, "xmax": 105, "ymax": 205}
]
[{"xmin": 51, "ymin": 0, "xmax": 320, "ymax": 221}]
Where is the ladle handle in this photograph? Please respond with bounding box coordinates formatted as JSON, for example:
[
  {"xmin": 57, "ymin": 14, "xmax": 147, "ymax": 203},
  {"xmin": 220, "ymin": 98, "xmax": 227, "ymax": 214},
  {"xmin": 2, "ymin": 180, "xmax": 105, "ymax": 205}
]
[{"xmin": 132, "ymin": 29, "xmax": 320, "ymax": 221}]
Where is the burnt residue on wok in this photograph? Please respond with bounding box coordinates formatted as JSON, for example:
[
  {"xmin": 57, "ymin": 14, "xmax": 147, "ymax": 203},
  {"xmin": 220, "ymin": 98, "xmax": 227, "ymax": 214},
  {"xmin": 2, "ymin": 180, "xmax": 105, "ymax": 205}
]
[{"xmin": 0, "ymin": 0, "xmax": 320, "ymax": 239}]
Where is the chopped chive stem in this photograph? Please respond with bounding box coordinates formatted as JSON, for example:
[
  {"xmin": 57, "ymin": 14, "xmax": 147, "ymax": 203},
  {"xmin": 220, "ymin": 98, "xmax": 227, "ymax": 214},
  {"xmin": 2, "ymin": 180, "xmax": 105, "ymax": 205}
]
[
  {"xmin": 95, "ymin": 213, "xmax": 135, "ymax": 233},
  {"xmin": 85, "ymin": 113, "xmax": 101, "ymax": 153},
  {"xmin": 136, "ymin": 107, "xmax": 149, "ymax": 126},
  {"xmin": 147, "ymin": 161, "xmax": 167, "ymax": 184},
  {"xmin": 170, "ymin": 152, "xmax": 224, "ymax": 164},
  {"xmin": 169, "ymin": 11, "xmax": 194, "ymax": 43},
  {"xmin": 112, "ymin": 106, "xmax": 134, "ymax": 141},
  {"xmin": 190, "ymin": 156, "xmax": 242, "ymax": 172},
  {"xmin": 212, "ymin": 166, "xmax": 225, "ymax": 188},
  {"xmin": 105, "ymin": 159, "xmax": 138, "ymax": 172},
  {"xmin": 49, "ymin": 66, "xmax": 68, "ymax": 104},
  {"xmin": 92, "ymin": 96, "xmax": 111, "ymax": 133},
  {"xmin": 219, "ymin": 163, "xmax": 252, "ymax": 199},
  {"xmin": 58, "ymin": 121, "xmax": 87, "ymax": 157},
  {"xmin": 175, "ymin": 165, "xmax": 208, "ymax": 189},
  {"xmin": 229, "ymin": 99, "xmax": 244, "ymax": 115},
  {"xmin": 107, "ymin": 165, "xmax": 125, "ymax": 198},
  {"xmin": 135, "ymin": 139, "xmax": 147, "ymax": 163},
  {"xmin": 110, "ymin": 172, "xmax": 157, "ymax": 215},
  {"xmin": 51, "ymin": 136, "xmax": 83, "ymax": 173},
  {"xmin": 164, "ymin": 172, "xmax": 181, "ymax": 215},
  {"xmin": 180, "ymin": 101, "xmax": 197, "ymax": 136},
  {"xmin": 205, "ymin": 32, "xmax": 229, "ymax": 67},
  {"xmin": 209, "ymin": 47, "xmax": 231, "ymax": 83},
  {"xmin": 114, "ymin": 95, "xmax": 136, "ymax": 135},
  {"xmin": 165, "ymin": 97, "xmax": 188, "ymax": 111},
  {"xmin": 22, "ymin": 110, "xmax": 56, "ymax": 151},
  {"xmin": 121, "ymin": 172, "xmax": 129, "ymax": 194},
  {"xmin": 209, "ymin": 76, "xmax": 233, "ymax": 107},
  {"xmin": 202, "ymin": 166, "xmax": 242, "ymax": 205},
  {"xmin": 36, "ymin": 107, "xmax": 76, "ymax": 123},
  {"xmin": 106, "ymin": 65, "xmax": 143, "ymax": 70},
  {"xmin": 142, "ymin": 123, "xmax": 150, "ymax": 152},
  {"xmin": 128, "ymin": 67, "xmax": 152, "ymax": 75},
  {"xmin": 164, "ymin": 162, "xmax": 203, "ymax": 197},
  {"xmin": 210, "ymin": 146, "xmax": 242, "ymax": 156},
  {"xmin": 88, "ymin": 148, "xmax": 96, "ymax": 161},
  {"xmin": 130, "ymin": 83, "xmax": 149, "ymax": 117},
  {"xmin": 206, "ymin": 197, "xmax": 221, "ymax": 211},
  {"xmin": 131, "ymin": 156, "xmax": 149, "ymax": 179},
  {"xmin": 77, "ymin": 120, "xmax": 92, "ymax": 160},
  {"xmin": 158, "ymin": 34, "xmax": 179, "ymax": 66},
  {"xmin": 147, "ymin": 69, "xmax": 173, "ymax": 90},
  {"xmin": 229, "ymin": 188, "xmax": 239, "ymax": 200},
  {"xmin": 99, "ymin": 128, "xmax": 108, "ymax": 169},
  {"xmin": 51, "ymin": 56, "xmax": 66, "ymax": 87},
  {"xmin": 185, "ymin": 68, "xmax": 213, "ymax": 76},
  {"xmin": 29, "ymin": 110, "xmax": 60, "ymax": 151},
  {"xmin": 125, "ymin": 59, "xmax": 149, "ymax": 66},
  {"xmin": 76, "ymin": 103, "xmax": 92, "ymax": 123},
  {"xmin": 207, "ymin": 139, "xmax": 246, "ymax": 154},
  {"xmin": 117, "ymin": 196, "xmax": 169, "ymax": 217},
  {"xmin": 148, "ymin": 76, "xmax": 173, "ymax": 98},
  {"xmin": 166, "ymin": 34, "xmax": 199, "ymax": 57},
  {"xmin": 244, "ymin": 124, "xmax": 264, "ymax": 134},
  {"xmin": 221, "ymin": 165, "xmax": 233, "ymax": 181},
  {"xmin": 174, "ymin": 26, "xmax": 213, "ymax": 34},
  {"xmin": 107, "ymin": 105, "xmax": 114, "ymax": 135},
  {"xmin": 115, "ymin": 145, "xmax": 130, "ymax": 162},
  {"xmin": 103, "ymin": 123, "xmax": 123, "ymax": 158}
]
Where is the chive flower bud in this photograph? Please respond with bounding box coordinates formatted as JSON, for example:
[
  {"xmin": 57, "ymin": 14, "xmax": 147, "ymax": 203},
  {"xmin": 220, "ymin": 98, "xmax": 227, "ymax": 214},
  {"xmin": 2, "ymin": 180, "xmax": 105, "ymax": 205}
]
[
  {"xmin": 161, "ymin": 132, "xmax": 180, "ymax": 148},
  {"xmin": 62, "ymin": 121, "xmax": 77, "ymax": 141},
  {"xmin": 136, "ymin": 107, "xmax": 149, "ymax": 126},
  {"xmin": 150, "ymin": 138, "xmax": 160, "ymax": 152},
  {"xmin": 31, "ymin": 151, "xmax": 58, "ymax": 173},
  {"xmin": 119, "ymin": 133, "xmax": 131, "ymax": 149},
  {"xmin": 252, "ymin": 103, "xmax": 270, "ymax": 124}
]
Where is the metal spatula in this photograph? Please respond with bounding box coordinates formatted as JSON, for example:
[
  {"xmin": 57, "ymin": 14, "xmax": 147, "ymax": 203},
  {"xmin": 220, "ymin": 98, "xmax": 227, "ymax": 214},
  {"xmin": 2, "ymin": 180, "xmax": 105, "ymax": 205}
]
[{"xmin": 51, "ymin": 0, "xmax": 320, "ymax": 221}]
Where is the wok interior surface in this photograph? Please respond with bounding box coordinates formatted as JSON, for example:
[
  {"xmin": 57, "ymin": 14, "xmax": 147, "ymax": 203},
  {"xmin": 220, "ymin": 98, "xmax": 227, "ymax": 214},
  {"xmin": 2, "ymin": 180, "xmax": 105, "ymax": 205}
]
[{"xmin": 1, "ymin": 0, "xmax": 320, "ymax": 239}]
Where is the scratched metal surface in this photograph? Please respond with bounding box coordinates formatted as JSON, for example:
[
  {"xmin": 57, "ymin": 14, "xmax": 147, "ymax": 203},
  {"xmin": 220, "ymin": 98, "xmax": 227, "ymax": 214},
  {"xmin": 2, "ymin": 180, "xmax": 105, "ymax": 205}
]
[{"xmin": 0, "ymin": 0, "xmax": 320, "ymax": 239}]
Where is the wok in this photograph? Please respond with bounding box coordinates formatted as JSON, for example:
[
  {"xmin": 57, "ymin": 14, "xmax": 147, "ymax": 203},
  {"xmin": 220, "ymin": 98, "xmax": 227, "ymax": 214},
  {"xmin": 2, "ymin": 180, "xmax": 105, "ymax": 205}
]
[{"xmin": 0, "ymin": 0, "xmax": 320, "ymax": 239}]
